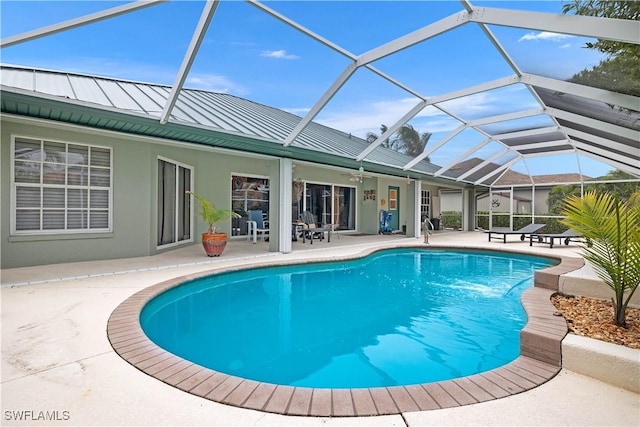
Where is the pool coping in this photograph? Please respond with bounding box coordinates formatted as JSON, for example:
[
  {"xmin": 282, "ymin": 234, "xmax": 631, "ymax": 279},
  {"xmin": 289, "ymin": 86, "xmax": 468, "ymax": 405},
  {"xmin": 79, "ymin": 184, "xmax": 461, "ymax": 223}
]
[{"xmin": 107, "ymin": 245, "xmax": 583, "ymax": 417}]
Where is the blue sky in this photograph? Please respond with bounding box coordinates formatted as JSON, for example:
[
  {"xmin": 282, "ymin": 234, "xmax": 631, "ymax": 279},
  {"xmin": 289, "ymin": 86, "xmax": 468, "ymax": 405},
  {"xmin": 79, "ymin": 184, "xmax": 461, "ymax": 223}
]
[{"xmin": 1, "ymin": 1, "xmax": 614, "ymax": 178}]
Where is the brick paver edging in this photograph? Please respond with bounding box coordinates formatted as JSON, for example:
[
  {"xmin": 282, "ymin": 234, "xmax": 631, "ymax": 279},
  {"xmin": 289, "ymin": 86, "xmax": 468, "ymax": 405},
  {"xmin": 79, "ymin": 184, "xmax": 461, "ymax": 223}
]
[{"xmin": 107, "ymin": 247, "xmax": 583, "ymax": 416}]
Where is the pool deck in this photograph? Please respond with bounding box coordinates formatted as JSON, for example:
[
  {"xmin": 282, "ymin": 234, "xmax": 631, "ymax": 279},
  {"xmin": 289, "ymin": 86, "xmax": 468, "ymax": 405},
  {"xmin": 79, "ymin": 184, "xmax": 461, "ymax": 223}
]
[{"xmin": 2, "ymin": 231, "xmax": 639, "ymax": 426}]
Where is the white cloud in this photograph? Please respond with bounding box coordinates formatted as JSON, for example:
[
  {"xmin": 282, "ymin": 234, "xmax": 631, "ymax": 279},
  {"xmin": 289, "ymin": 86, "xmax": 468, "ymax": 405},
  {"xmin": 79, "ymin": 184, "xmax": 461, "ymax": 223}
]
[
  {"xmin": 260, "ymin": 49, "xmax": 300, "ymax": 60},
  {"xmin": 438, "ymin": 92, "xmax": 494, "ymax": 116},
  {"xmin": 316, "ymin": 97, "xmax": 423, "ymax": 138},
  {"xmin": 316, "ymin": 97, "xmax": 461, "ymax": 139},
  {"xmin": 185, "ymin": 73, "xmax": 249, "ymax": 96},
  {"xmin": 518, "ymin": 31, "xmax": 574, "ymax": 42},
  {"xmin": 560, "ymin": 43, "xmax": 572, "ymax": 49},
  {"xmin": 314, "ymin": 87, "xmax": 540, "ymax": 141}
]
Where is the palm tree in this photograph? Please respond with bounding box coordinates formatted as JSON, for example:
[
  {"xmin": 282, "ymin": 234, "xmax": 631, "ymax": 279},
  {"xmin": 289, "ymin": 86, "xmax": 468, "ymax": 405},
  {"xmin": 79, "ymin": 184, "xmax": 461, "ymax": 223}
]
[
  {"xmin": 561, "ymin": 191, "xmax": 640, "ymax": 327},
  {"xmin": 396, "ymin": 124, "xmax": 432, "ymax": 160},
  {"xmin": 366, "ymin": 124, "xmax": 399, "ymax": 151},
  {"xmin": 366, "ymin": 124, "xmax": 432, "ymax": 162}
]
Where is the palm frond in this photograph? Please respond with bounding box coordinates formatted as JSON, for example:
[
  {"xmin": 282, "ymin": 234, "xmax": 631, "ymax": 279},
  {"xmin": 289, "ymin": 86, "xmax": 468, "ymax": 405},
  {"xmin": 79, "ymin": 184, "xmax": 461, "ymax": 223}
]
[{"xmin": 561, "ymin": 191, "xmax": 640, "ymax": 326}]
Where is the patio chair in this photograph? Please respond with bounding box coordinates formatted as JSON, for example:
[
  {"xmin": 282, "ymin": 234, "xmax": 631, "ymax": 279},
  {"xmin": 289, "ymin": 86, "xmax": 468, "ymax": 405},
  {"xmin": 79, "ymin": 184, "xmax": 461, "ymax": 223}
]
[
  {"xmin": 485, "ymin": 223, "xmax": 545, "ymax": 244},
  {"xmin": 529, "ymin": 229, "xmax": 587, "ymax": 249},
  {"xmin": 300, "ymin": 210, "xmax": 332, "ymax": 244},
  {"xmin": 247, "ymin": 209, "xmax": 269, "ymax": 243}
]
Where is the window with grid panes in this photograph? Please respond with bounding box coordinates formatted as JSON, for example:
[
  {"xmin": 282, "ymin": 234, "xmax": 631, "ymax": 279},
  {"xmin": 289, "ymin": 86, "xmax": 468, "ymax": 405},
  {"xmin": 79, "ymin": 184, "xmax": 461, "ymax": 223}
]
[
  {"xmin": 420, "ymin": 190, "xmax": 431, "ymax": 221},
  {"xmin": 12, "ymin": 136, "xmax": 112, "ymax": 234}
]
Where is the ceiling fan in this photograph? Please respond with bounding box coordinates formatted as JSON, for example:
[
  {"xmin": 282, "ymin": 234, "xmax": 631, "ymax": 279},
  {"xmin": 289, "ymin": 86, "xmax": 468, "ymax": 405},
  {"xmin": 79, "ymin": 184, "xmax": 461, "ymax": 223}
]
[{"xmin": 341, "ymin": 166, "xmax": 372, "ymax": 183}]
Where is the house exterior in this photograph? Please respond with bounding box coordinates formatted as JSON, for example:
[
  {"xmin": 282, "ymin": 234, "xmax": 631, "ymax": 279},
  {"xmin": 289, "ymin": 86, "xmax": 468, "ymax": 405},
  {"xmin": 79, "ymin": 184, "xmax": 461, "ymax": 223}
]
[
  {"xmin": 475, "ymin": 173, "xmax": 592, "ymax": 215},
  {"xmin": 436, "ymin": 159, "xmax": 600, "ymax": 229},
  {"xmin": 476, "ymin": 192, "xmax": 532, "ymax": 214},
  {"xmin": 1, "ymin": 65, "xmax": 470, "ymax": 268}
]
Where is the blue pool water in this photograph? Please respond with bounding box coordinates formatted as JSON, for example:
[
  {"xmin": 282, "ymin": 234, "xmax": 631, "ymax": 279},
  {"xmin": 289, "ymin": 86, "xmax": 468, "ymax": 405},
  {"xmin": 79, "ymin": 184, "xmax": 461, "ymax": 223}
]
[{"xmin": 141, "ymin": 248, "xmax": 554, "ymax": 388}]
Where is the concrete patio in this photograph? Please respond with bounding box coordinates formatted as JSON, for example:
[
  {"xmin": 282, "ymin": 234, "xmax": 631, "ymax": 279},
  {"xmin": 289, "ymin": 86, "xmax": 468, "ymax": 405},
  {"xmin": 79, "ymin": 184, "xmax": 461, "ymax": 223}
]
[{"xmin": 2, "ymin": 231, "xmax": 639, "ymax": 426}]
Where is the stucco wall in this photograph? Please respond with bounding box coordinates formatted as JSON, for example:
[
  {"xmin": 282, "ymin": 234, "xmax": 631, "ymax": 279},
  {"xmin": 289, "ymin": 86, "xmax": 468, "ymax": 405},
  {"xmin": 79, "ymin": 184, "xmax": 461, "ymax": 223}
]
[
  {"xmin": 1, "ymin": 117, "xmax": 274, "ymax": 268},
  {"xmin": 2, "ymin": 119, "xmax": 152, "ymax": 268},
  {"xmin": 1, "ymin": 116, "xmax": 459, "ymax": 268}
]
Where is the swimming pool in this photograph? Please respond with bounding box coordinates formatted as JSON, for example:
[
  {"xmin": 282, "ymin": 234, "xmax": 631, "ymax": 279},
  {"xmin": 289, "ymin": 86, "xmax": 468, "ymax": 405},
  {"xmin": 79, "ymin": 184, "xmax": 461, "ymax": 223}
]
[{"xmin": 140, "ymin": 248, "xmax": 554, "ymax": 389}]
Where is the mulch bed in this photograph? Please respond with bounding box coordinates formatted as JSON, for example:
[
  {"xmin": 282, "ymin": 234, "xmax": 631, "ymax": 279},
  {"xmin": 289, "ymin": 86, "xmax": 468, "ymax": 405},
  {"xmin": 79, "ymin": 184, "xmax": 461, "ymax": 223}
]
[{"xmin": 551, "ymin": 294, "xmax": 640, "ymax": 350}]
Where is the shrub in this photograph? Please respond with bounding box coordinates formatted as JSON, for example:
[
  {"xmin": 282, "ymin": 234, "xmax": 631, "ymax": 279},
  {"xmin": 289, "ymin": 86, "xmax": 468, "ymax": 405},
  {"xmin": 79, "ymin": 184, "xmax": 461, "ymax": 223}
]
[
  {"xmin": 441, "ymin": 211, "xmax": 462, "ymax": 229},
  {"xmin": 562, "ymin": 191, "xmax": 640, "ymax": 327}
]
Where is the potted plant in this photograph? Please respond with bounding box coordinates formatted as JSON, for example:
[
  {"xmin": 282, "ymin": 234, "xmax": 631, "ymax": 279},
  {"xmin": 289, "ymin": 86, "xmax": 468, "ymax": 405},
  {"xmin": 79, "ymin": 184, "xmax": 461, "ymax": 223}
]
[{"xmin": 187, "ymin": 191, "xmax": 241, "ymax": 257}]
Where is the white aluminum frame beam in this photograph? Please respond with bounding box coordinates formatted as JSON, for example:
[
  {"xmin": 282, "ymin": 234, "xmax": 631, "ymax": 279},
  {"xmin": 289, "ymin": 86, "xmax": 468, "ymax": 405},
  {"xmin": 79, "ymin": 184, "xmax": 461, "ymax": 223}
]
[
  {"xmin": 548, "ymin": 107, "xmax": 640, "ymax": 142},
  {"xmin": 433, "ymin": 138, "xmax": 492, "ymax": 177},
  {"xmin": 461, "ymin": 1, "xmax": 522, "ymax": 76},
  {"xmin": 283, "ymin": 62, "xmax": 357, "ymax": 146},
  {"xmin": 404, "ymin": 106, "xmax": 550, "ymax": 174},
  {"xmin": 519, "ymin": 149, "xmax": 577, "ymax": 159},
  {"xmin": 160, "ymin": 0, "xmax": 219, "ymax": 124},
  {"xmin": 457, "ymin": 148, "xmax": 511, "ymax": 181},
  {"xmin": 426, "ymin": 75, "xmax": 520, "ymax": 106},
  {"xmin": 576, "ymin": 145, "xmax": 640, "ymax": 175},
  {"xmin": 357, "ymin": 11, "xmax": 470, "ymax": 66},
  {"xmin": 476, "ymin": 156, "xmax": 521, "ymax": 186},
  {"xmin": 392, "ymin": 77, "xmax": 530, "ymax": 170},
  {"xmin": 403, "ymin": 124, "xmax": 466, "ymax": 170},
  {"xmin": 495, "ymin": 160, "xmax": 524, "ymax": 187},
  {"xmin": 576, "ymin": 151, "xmax": 640, "ymax": 177},
  {"xmin": 469, "ymin": 7, "xmax": 639, "ymax": 44},
  {"xmin": 250, "ymin": 2, "xmax": 465, "ymax": 157},
  {"xmin": 510, "ymin": 140, "xmax": 572, "ymax": 151},
  {"xmin": 480, "ymin": 24, "xmax": 521, "ymax": 75},
  {"xmin": 356, "ymin": 101, "xmax": 428, "ymax": 161},
  {"xmin": 248, "ymin": 0, "xmax": 355, "ymax": 60},
  {"xmin": 565, "ymin": 128, "xmax": 638, "ymax": 158},
  {"xmin": 522, "ymin": 73, "xmax": 640, "ymax": 112},
  {"xmin": 570, "ymin": 139, "xmax": 639, "ymax": 169},
  {"xmin": 249, "ymin": 0, "xmax": 436, "ymax": 105},
  {"xmin": 457, "ymin": 6, "xmax": 562, "ymax": 136},
  {"xmin": 0, "ymin": 0, "xmax": 167, "ymax": 48},
  {"xmin": 492, "ymin": 126, "xmax": 559, "ymax": 140},
  {"xmin": 466, "ymin": 108, "xmax": 545, "ymax": 127},
  {"xmin": 260, "ymin": 1, "xmax": 472, "ymax": 151}
]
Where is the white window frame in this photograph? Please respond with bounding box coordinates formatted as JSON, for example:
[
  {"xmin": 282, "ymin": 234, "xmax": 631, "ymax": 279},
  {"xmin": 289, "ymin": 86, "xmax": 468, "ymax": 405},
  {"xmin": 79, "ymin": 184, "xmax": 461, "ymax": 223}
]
[
  {"xmin": 11, "ymin": 135, "xmax": 113, "ymax": 235},
  {"xmin": 157, "ymin": 156, "xmax": 194, "ymax": 249}
]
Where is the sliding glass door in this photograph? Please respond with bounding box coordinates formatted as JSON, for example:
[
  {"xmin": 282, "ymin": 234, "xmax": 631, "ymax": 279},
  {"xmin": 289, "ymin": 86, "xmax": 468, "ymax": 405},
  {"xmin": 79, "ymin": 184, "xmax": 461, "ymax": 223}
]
[
  {"xmin": 157, "ymin": 158, "xmax": 192, "ymax": 247},
  {"xmin": 333, "ymin": 186, "xmax": 355, "ymax": 230},
  {"xmin": 305, "ymin": 183, "xmax": 332, "ymax": 226},
  {"xmin": 297, "ymin": 182, "xmax": 355, "ymax": 230}
]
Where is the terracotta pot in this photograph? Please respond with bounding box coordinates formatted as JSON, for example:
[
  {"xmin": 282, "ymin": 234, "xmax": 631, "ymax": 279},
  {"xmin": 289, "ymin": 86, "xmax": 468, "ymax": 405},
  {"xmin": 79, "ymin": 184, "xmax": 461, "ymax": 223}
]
[{"xmin": 201, "ymin": 232, "xmax": 228, "ymax": 257}]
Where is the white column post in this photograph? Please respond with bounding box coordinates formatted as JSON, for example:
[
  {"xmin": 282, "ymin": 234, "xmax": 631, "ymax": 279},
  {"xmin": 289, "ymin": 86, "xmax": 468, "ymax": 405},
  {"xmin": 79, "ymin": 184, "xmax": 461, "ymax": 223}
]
[
  {"xmin": 277, "ymin": 158, "xmax": 293, "ymax": 253},
  {"xmin": 406, "ymin": 179, "xmax": 421, "ymax": 238}
]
